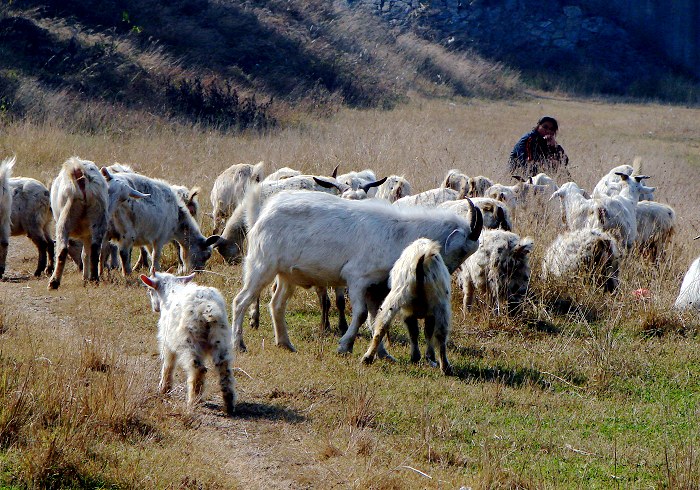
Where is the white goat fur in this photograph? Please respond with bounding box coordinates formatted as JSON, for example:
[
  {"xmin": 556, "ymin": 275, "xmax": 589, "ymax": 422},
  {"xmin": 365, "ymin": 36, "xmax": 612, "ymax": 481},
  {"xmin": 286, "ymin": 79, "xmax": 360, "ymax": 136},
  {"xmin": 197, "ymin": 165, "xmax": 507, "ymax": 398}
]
[
  {"xmin": 467, "ymin": 175, "xmax": 494, "ymax": 197},
  {"xmin": 375, "ymin": 175, "xmax": 412, "ymax": 203},
  {"xmin": 264, "ymin": 167, "xmax": 301, "ymax": 181},
  {"xmin": 439, "ymin": 197, "xmax": 512, "ymax": 231},
  {"xmin": 634, "ymin": 201, "xmax": 675, "ymax": 261},
  {"xmin": 48, "ymin": 157, "xmax": 110, "ymax": 289},
  {"xmin": 9, "ymin": 176, "xmax": 55, "ymax": 277},
  {"xmin": 361, "ymin": 238, "xmax": 453, "ymax": 374},
  {"xmin": 231, "ymin": 190, "xmax": 482, "ymax": 354},
  {"xmin": 337, "ymin": 169, "xmax": 378, "ymax": 197},
  {"xmin": 459, "ymin": 230, "xmax": 533, "ymax": 314},
  {"xmin": 441, "ymin": 169, "xmax": 469, "ymax": 195},
  {"xmin": 141, "ymin": 272, "xmax": 237, "ymax": 415},
  {"xmin": 674, "ymin": 256, "xmax": 700, "ymax": 310},
  {"xmin": 0, "ymin": 157, "xmax": 15, "ymax": 278},
  {"xmin": 105, "ymin": 170, "xmax": 218, "ymax": 275},
  {"xmin": 542, "ymin": 228, "xmax": 621, "ymax": 292},
  {"xmin": 394, "ymin": 187, "xmax": 461, "ymax": 207},
  {"xmin": 593, "ymin": 164, "xmax": 655, "ymax": 201},
  {"xmin": 210, "ymin": 162, "xmax": 265, "ymax": 233}
]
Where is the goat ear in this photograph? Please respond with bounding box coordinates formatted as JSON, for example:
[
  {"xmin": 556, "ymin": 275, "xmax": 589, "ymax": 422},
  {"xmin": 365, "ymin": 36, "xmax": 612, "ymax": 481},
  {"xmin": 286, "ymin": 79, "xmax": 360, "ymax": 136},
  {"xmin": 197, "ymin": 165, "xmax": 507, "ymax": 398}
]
[
  {"xmin": 140, "ymin": 274, "xmax": 157, "ymax": 289},
  {"xmin": 204, "ymin": 235, "xmax": 221, "ymax": 247},
  {"xmin": 100, "ymin": 167, "xmax": 113, "ymax": 181},
  {"xmin": 549, "ymin": 189, "xmax": 562, "ymax": 201},
  {"xmin": 512, "ymin": 175, "xmax": 525, "ymax": 182},
  {"xmin": 634, "ymin": 175, "xmax": 651, "ymax": 182},
  {"xmin": 515, "ymin": 237, "xmax": 534, "ymax": 255},
  {"xmin": 614, "ymin": 172, "xmax": 630, "ymax": 181},
  {"xmin": 177, "ymin": 273, "xmax": 196, "ymax": 284}
]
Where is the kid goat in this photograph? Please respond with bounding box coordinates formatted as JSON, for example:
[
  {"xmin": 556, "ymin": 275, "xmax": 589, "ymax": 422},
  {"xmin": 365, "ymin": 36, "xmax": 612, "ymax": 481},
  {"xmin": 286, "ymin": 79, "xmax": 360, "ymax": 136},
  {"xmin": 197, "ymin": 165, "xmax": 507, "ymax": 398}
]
[
  {"xmin": 141, "ymin": 272, "xmax": 237, "ymax": 416},
  {"xmin": 361, "ymin": 238, "xmax": 453, "ymax": 375}
]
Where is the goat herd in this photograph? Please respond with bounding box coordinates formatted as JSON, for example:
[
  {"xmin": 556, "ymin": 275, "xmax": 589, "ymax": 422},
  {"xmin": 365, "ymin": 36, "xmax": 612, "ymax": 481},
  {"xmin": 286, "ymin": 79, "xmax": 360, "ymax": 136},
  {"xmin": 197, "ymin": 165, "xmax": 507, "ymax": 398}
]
[{"xmin": 0, "ymin": 155, "xmax": 695, "ymax": 415}]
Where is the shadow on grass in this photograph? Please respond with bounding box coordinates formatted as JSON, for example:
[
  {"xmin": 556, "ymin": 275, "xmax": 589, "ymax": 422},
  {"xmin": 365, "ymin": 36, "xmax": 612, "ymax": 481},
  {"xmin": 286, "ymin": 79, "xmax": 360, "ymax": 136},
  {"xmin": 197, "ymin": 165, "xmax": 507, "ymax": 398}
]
[
  {"xmin": 204, "ymin": 401, "xmax": 305, "ymax": 423},
  {"xmin": 451, "ymin": 362, "xmax": 553, "ymax": 390}
]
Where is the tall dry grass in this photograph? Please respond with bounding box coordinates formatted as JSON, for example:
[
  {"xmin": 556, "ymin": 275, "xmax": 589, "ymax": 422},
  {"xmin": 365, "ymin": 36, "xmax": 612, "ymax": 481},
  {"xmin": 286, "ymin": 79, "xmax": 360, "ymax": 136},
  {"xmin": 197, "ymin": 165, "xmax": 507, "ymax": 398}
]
[{"xmin": 0, "ymin": 94, "xmax": 700, "ymax": 487}]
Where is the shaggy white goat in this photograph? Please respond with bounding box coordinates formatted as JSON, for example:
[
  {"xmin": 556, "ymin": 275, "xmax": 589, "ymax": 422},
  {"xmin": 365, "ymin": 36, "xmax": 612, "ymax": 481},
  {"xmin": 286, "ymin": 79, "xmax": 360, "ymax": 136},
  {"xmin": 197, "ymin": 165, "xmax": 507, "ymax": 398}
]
[
  {"xmin": 141, "ymin": 272, "xmax": 237, "ymax": 415},
  {"xmin": 441, "ymin": 169, "xmax": 469, "ymax": 196},
  {"xmin": 9, "ymin": 175, "xmax": 55, "ymax": 277},
  {"xmin": 361, "ymin": 238, "xmax": 453, "ymax": 375},
  {"xmin": 459, "ymin": 230, "xmax": 534, "ymax": 314},
  {"xmin": 48, "ymin": 157, "xmax": 110, "ymax": 289},
  {"xmin": 542, "ymin": 228, "xmax": 621, "ymax": 293},
  {"xmin": 467, "ymin": 175, "xmax": 494, "ymax": 197},
  {"xmin": 210, "ymin": 161, "xmax": 265, "ymax": 234},
  {"xmin": 634, "ymin": 201, "xmax": 675, "ymax": 262},
  {"xmin": 375, "ymin": 175, "xmax": 412, "ymax": 203},
  {"xmin": 103, "ymin": 169, "xmax": 218, "ymax": 275}
]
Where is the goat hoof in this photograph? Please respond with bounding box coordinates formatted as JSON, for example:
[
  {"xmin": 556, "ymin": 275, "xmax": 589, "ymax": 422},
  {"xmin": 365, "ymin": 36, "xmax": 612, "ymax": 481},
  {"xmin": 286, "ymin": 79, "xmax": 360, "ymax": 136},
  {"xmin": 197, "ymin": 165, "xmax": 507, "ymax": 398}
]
[
  {"xmin": 378, "ymin": 352, "xmax": 396, "ymax": 362},
  {"xmin": 277, "ymin": 342, "xmax": 296, "ymax": 352},
  {"xmin": 336, "ymin": 343, "xmax": 353, "ymax": 355},
  {"xmin": 442, "ymin": 364, "xmax": 453, "ymax": 376},
  {"xmin": 234, "ymin": 340, "xmax": 247, "ymax": 353},
  {"xmin": 48, "ymin": 279, "xmax": 60, "ymax": 290},
  {"xmin": 361, "ymin": 355, "xmax": 374, "ymax": 365}
]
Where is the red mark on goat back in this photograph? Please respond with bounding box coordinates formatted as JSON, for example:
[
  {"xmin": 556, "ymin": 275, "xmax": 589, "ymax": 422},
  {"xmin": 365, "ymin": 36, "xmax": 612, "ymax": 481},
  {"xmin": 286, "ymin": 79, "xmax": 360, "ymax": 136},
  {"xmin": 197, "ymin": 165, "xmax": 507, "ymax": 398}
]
[
  {"xmin": 72, "ymin": 168, "xmax": 87, "ymax": 198},
  {"xmin": 633, "ymin": 288, "xmax": 651, "ymax": 300}
]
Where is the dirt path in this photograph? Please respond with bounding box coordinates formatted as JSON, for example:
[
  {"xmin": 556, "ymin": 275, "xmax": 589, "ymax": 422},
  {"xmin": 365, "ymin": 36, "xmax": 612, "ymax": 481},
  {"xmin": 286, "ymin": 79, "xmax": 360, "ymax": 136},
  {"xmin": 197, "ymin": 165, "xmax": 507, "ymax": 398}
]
[{"xmin": 0, "ymin": 238, "xmax": 343, "ymax": 489}]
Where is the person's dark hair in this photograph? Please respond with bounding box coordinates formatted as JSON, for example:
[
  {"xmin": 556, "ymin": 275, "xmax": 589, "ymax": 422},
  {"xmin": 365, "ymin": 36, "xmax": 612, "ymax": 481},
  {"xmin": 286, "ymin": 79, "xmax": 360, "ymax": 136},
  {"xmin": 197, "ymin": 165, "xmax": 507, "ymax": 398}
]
[{"xmin": 536, "ymin": 116, "xmax": 558, "ymax": 132}]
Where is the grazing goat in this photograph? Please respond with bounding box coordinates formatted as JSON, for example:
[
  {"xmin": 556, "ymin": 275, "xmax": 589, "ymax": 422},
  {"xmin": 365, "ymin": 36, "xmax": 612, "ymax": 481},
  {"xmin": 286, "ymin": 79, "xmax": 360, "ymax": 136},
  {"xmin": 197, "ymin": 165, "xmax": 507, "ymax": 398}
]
[
  {"xmin": 230, "ymin": 191, "xmax": 483, "ymax": 355},
  {"xmin": 459, "ymin": 230, "xmax": 533, "ymax": 314},
  {"xmin": 210, "ymin": 161, "xmax": 265, "ymax": 234},
  {"xmin": 542, "ymin": 228, "xmax": 621, "ymax": 293},
  {"xmin": 9, "ymin": 175, "xmax": 55, "ymax": 277},
  {"xmin": 440, "ymin": 197, "xmax": 512, "ymax": 231},
  {"xmin": 441, "ymin": 169, "xmax": 469, "ymax": 195},
  {"xmin": 634, "ymin": 201, "xmax": 675, "ymax": 262},
  {"xmin": 394, "ymin": 188, "xmax": 462, "ymax": 207},
  {"xmin": 593, "ymin": 163, "xmax": 655, "ymax": 201},
  {"xmin": 104, "ymin": 169, "xmax": 218, "ymax": 275},
  {"xmin": 467, "ymin": 175, "xmax": 494, "ymax": 197},
  {"xmin": 141, "ymin": 272, "xmax": 237, "ymax": 415},
  {"xmin": 48, "ymin": 157, "xmax": 110, "ymax": 289},
  {"xmin": 375, "ymin": 175, "xmax": 412, "ymax": 203},
  {"xmin": 361, "ymin": 238, "xmax": 453, "ymax": 374},
  {"xmin": 0, "ymin": 157, "xmax": 15, "ymax": 278}
]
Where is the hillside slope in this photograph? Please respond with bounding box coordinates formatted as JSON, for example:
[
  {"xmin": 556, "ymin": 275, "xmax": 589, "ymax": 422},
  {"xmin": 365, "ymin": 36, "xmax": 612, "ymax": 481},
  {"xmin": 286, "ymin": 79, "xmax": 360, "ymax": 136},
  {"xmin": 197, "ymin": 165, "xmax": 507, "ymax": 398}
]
[{"xmin": 0, "ymin": 1, "xmax": 521, "ymax": 130}]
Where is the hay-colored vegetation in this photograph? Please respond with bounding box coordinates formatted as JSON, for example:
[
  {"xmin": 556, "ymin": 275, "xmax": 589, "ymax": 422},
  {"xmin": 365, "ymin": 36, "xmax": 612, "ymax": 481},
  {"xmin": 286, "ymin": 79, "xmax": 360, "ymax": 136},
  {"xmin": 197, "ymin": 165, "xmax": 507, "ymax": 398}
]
[{"xmin": 0, "ymin": 95, "xmax": 700, "ymax": 488}]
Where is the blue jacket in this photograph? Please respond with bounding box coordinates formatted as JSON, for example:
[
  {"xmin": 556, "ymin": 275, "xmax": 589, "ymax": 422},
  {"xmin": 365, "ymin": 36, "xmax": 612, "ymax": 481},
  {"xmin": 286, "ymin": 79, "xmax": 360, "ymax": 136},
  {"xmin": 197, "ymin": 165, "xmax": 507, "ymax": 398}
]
[{"xmin": 509, "ymin": 129, "xmax": 569, "ymax": 176}]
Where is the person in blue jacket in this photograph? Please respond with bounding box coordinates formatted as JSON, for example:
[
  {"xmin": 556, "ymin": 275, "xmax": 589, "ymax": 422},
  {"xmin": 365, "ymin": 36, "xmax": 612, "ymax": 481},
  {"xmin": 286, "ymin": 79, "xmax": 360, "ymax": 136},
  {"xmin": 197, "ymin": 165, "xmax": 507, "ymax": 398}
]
[{"xmin": 509, "ymin": 116, "xmax": 569, "ymax": 177}]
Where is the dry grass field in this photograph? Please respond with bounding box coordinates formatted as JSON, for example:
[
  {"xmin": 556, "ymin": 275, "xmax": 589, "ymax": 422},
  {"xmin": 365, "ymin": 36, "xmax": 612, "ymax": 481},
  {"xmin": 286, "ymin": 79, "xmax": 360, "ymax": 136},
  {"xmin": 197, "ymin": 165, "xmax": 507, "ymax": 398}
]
[{"xmin": 1, "ymin": 94, "xmax": 700, "ymax": 488}]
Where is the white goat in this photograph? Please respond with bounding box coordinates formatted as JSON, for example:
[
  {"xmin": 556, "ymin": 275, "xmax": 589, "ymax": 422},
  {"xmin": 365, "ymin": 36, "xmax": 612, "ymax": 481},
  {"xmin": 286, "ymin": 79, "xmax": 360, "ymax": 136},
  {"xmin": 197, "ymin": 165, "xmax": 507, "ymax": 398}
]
[
  {"xmin": 542, "ymin": 228, "xmax": 621, "ymax": 293},
  {"xmin": 230, "ymin": 191, "xmax": 483, "ymax": 355},
  {"xmin": 0, "ymin": 157, "xmax": 15, "ymax": 278},
  {"xmin": 439, "ymin": 197, "xmax": 512, "ymax": 231},
  {"xmin": 210, "ymin": 161, "xmax": 265, "ymax": 234},
  {"xmin": 9, "ymin": 175, "xmax": 55, "ymax": 277},
  {"xmin": 550, "ymin": 182, "xmax": 598, "ymax": 230},
  {"xmin": 104, "ymin": 169, "xmax": 219, "ymax": 275},
  {"xmin": 48, "ymin": 157, "xmax": 110, "ymax": 289},
  {"xmin": 459, "ymin": 230, "xmax": 533, "ymax": 314},
  {"xmin": 593, "ymin": 164, "xmax": 655, "ymax": 201},
  {"xmin": 674, "ymin": 255, "xmax": 700, "ymax": 310},
  {"xmin": 441, "ymin": 169, "xmax": 469, "ymax": 195},
  {"xmin": 375, "ymin": 175, "xmax": 412, "ymax": 203},
  {"xmin": 361, "ymin": 238, "xmax": 453, "ymax": 374},
  {"xmin": 529, "ymin": 172, "xmax": 558, "ymax": 190},
  {"xmin": 394, "ymin": 188, "xmax": 462, "ymax": 207},
  {"xmin": 467, "ymin": 175, "xmax": 494, "ymax": 197},
  {"xmin": 635, "ymin": 201, "xmax": 675, "ymax": 262},
  {"xmin": 337, "ymin": 169, "xmax": 379, "ymax": 197},
  {"xmin": 141, "ymin": 272, "xmax": 237, "ymax": 415},
  {"xmin": 264, "ymin": 167, "xmax": 301, "ymax": 181}
]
